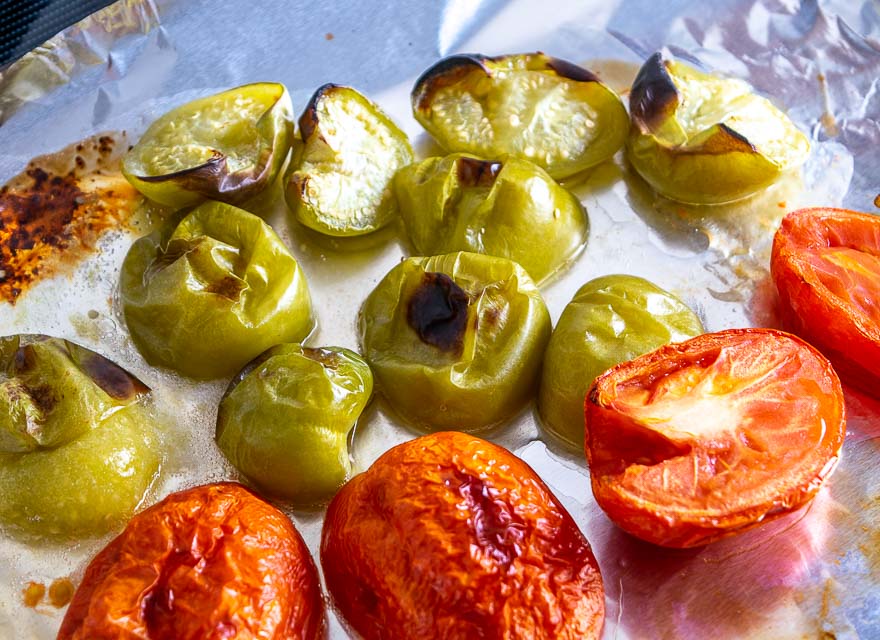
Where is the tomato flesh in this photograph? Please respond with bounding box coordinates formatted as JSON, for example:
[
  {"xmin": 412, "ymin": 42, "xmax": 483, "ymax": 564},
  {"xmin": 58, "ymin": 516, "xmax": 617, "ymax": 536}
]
[
  {"xmin": 321, "ymin": 431, "xmax": 605, "ymax": 639},
  {"xmin": 771, "ymin": 208, "xmax": 880, "ymax": 397},
  {"xmin": 586, "ymin": 329, "xmax": 845, "ymax": 548},
  {"xmin": 57, "ymin": 483, "xmax": 324, "ymax": 639}
]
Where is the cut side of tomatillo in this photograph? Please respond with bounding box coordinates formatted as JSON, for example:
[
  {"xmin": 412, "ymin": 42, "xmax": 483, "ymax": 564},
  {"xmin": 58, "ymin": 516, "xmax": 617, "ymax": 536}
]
[
  {"xmin": 771, "ymin": 207, "xmax": 880, "ymax": 396},
  {"xmin": 412, "ymin": 53, "xmax": 628, "ymax": 180},
  {"xmin": 0, "ymin": 335, "xmax": 159, "ymax": 540},
  {"xmin": 120, "ymin": 200, "xmax": 313, "ymax": 379},
  {"xmin": 394, "ymin": 153, "xmax": 588, "ymax": 283},
  {"xmin": 216, "ymin": 344, "xmax": 373, "ymax": 505},
  {"xmin": 359, "ymin": 251, "xmax": 551, "ymax": 432},
  {"xmin": 538, "ymin": 275, "xmax": 703, "ymax": 450},
  {"xmin": 57, "ymin": 483, "xmax": 324, "ymax": 640},
  {"xmin": 627, "ymin": 52, "xmax": 810, "ymax": 204},
  {"xmin": 321, "ymin": 431, "xmax": 605, "ymax": 640},
  {"xmin": 586, "ymin": 328, "xmax": 845, "ymax": 548},
  {"xmin": 123, "ymin": 82, "xmax": 294, "ymax": 208},
  {"xmin": 285, "ymin": 84, "xmax": 413, "ymax": 236}
]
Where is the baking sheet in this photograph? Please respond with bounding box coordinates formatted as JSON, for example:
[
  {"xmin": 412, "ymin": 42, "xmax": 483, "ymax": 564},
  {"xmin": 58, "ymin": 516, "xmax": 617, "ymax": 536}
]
[{"xmin": 0, "ymin": 0, "xmax": 878, "ymax": 638}]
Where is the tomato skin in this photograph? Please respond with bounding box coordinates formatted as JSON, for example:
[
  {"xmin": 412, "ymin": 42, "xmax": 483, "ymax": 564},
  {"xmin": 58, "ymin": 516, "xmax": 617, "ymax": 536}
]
[
  {"xmin": 57, "ymin": 483, "xmax": 324, "ymax": 640},
  {"xmin": 586, "ymin": 329, "xmax": 845, "ymax": 548},
  {"xmin": 321, "ymin": 431, "xmax": 605, "ymax": 640},
  {"xmin": 771, "ymin": 207, "xmax": 880, "ymax": 396}
]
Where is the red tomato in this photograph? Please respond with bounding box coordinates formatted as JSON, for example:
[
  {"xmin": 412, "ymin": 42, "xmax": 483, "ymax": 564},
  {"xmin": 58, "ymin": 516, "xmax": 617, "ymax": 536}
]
[
  {"xmin": 771, "ymin": 207, "xmax": 880, "ymax": 396},
  {"xmin": 585, "ymin": 329, "xmax": 845, "ymax": 548},
  {"xmin": 57, "ymin": 483, "xmax": 324, "ymax": 640},
  {"xmin": 321, "ymin": 431, "xmax": 605, "ymax": 639}
]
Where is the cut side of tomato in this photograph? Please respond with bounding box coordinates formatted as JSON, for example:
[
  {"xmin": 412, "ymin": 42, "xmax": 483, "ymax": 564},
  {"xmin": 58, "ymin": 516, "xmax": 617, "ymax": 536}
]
[
  {"xmin": 586, "ymin": 329, "xmax": 845, "ymax": 548},
  {"xmin": 771, "ymin": 207, "xmax": 880, "ymax": 396}
]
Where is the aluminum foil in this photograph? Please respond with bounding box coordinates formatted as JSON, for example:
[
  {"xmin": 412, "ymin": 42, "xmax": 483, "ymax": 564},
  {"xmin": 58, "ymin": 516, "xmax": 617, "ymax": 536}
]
[{"xmin": 0, "ymin": 0, "xmax": 878, "ymax": 638}]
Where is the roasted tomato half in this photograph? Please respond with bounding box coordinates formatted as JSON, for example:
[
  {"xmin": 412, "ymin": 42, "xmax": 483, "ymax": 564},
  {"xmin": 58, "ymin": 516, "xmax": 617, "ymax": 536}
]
[
  {"xmin": 771, "ymin": 207, "xmax": 880, "ymax": 396},
  {"xmin": 586, "ymin": 329, "xmax": 845, "ymax": 548},
  {"xmin": 627, "ymin": 52, "xmax": 809, "ymax": 204},
  {"xmin": 412, "ymin": 53, "xmax": 628, "ymax": 179},
  {"xmin": 57, "ymin": 483, "xmax": 324, "ymax": 639},
  {"xmin": 124, "ymin": 83, "xmax": 294, "ymax": 208},
  {"xmin": 321, "ymin": 431, "xmax": 605, "ymax": 639}
]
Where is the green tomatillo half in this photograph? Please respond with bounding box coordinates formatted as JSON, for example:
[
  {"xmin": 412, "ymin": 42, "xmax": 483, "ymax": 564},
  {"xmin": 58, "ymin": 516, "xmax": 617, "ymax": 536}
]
[
  {"xmin": 216, "ymin": 344, "xmax": 372, "ymax": 505},
  {"xmin": 285, "ymin": 84, "xmax": 413, "ymax": 236},
  {"xmin": 123, "ymin": 82, "xmax": 294, "ymax": 208},
  {"xmin": 360, "ymin": 251, "xmax": 551, "ymax": 432},
  {"xmin": 120, "ymin": 201, "xmax": 314, "ymax": 379},
  {"xmin": 412, "ymin": 53, "xmax": 628, "ymax": 180},
  {"xmin": 394, "ymin": 153, "xmax": 588, "ymax": 284},
  {"xmin": 538, "ymin": 275, "xmax": 703, "ymax": 449},
  {"xmin": 627, "ymin": 52, "xmax": 810, "ymax": 204},
  {"xmin": 0, "ymin": 336, "xmax": 159, "ymax": 539}
]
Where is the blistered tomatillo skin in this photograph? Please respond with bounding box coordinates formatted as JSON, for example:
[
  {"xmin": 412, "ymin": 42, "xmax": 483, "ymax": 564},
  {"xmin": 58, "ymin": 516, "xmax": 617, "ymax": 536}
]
[
  {"xmin": 394, "ymin": 153, "xmax": 588, "ymax": 283},
  {"xmin": 538, "ymin": 275, "xmax": 703, "ymax": 449},
  {"xmin": 360, "ymin": 252, "xmax": 551, "ymax": 432},
  {"xmin": 286, "ymin": 84, "xmax": 413, "ymax": 236},
  {"xmin": 412, "ymin": 53, "xmax": 628, "ymax": 180},
  {"xmin": 58, "ymin": 483, "xmax": 324, "ymax": 640},
  {"xmin": 321, "ymin": 431, "xmax": 605, "ymax": 639},
  {"xmin": 771, "ymin": 208, "xmax": 880, "ymax": 397},
  {"xmin": 627, "ymin": 52, "xmax": 810, "ymax": 204},
  {"xmin": 123, "ymin": 82, "xmax": 294, "ymax": 208},
  {"xmin": 216, "ymin": 344, "xmax": 373, "ymax": 505},
  {"xmin": 120, "ymin": 201, "xmax": 314, "ymax": 379},
  {"xmin": 0, "ymin": 336, "xmax": 159, "ymax": 539},
  {"xmin": 586, "ymin": 329, "xmax": 845, "ymax": 548}
]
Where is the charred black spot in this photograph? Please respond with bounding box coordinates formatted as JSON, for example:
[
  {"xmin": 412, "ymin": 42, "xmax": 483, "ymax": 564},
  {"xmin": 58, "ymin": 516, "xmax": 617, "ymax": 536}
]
[
  {"xmin": 456, "ymin": 157, "xmax": 502, "ymax": 188},
  {"xmin": 546, "ymin": 57, "xmax": 599, "ymax": 83},
  {"xmin": 79, "ymin": 352, "xmax": 149, "ymax": 401},
  {"xmin": 715, "ymin": 123, "xmax": 758, "ymax": 153},
  {"xmin": 28, "ymin": 385, "xmax": 57, "ymax": 414},
  {"xmin": 412, "ymin": 54, "xmax": 491, "ymax": 112},
  {"xmin": 453, "ymin": 470, "xmax": 526, "ymax": 569},
  {"xmin": 205, "ymin": 275, "xmax": 245, "ymax": 301},
  {"xmin": 407, "ymin": 272, "xmax": 470, "ymax": 354},
  {"xmin": 13, "ymin": 345, "xmax": 36, "ymax": 373},
  {"xmin": 299, "ymin": 83, "xmax": 344, "ymax": 140},
  {"xmin": 630, "ymin": 52, "xmax": 679, "ymax": 132}
]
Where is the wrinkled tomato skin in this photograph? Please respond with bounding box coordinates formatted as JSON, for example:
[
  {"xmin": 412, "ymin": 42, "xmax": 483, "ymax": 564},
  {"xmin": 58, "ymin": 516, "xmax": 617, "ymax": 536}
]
[
  {"xmin": 771, "ymin": 207, "xmax": 880, "ymax": 396},
  {"xmin": 57, "ymin": 483, "xmax": 324, "ymax": 640},
  {"xmin": 321, "ymin": 431, "xmax": 605, "ymax": 640},
  {"xmin": 586, "ymin": 329, "xmax": 845, "ymax": 548}
]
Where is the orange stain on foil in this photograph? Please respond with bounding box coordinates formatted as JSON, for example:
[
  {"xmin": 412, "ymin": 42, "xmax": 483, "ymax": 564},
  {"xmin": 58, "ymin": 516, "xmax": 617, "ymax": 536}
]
[{"xmin": 0, "ymin": 133, "xmax": 142, "ymax": 304}]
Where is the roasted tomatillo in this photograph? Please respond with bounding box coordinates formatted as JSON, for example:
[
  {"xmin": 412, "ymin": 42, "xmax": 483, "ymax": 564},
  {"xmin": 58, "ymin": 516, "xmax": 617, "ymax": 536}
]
[
  {"xmin": 627, "ymin": 52, "xmax": 809, "ymax": 204},
  {"xmin": 412, "ymin": 53, "xmax": 628, "ymax": 179},
  {"xmin": 216, "ymin": 344, "xmax": 373, "ymax": 504},
  {"xmin": 538, "ymin": 275, "xmax": 703, "ymax": 449},
  {"xmin": 360, "ymin": 252, "xmax": 551, "ymax": 432},
  {"xmin": 286, "ymin": 84, "xmax": 413, "ymax": 236},
  {"xmin": 123, "ymin": 83, "xmax": 294, "ymax": 208},
  {"xmin": 0, "ymin": 336, "xmax": 159, "ymax": 539},
  {"xmin": 120, "ymin": 201, "xmax": 314, "ymax": 379},
  {"xmin": 394, "ymin": 153, "xmax": 588, "ymax": 283}
]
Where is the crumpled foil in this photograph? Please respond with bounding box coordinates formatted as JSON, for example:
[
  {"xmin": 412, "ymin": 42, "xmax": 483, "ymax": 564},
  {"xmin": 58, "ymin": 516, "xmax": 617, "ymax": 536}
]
[{"xmin": 0, "ymin": 0, "xmax": 878, "ymax": 638}]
